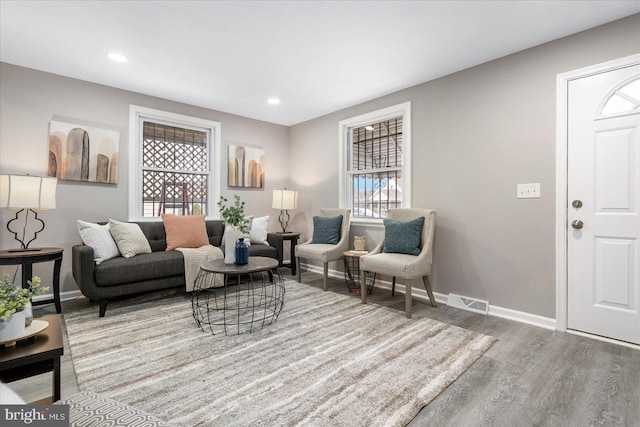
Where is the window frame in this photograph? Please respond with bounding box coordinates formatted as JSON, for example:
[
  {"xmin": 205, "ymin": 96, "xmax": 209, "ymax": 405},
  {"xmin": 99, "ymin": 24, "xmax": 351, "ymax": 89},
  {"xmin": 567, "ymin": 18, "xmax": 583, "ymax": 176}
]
[
  {"xmin": 128, "ymin": 105, "xmax": 221, "ymax": 221},
  {"xmin": 338, "ymin": 102, "xmax": 412, "ymax": 226}
]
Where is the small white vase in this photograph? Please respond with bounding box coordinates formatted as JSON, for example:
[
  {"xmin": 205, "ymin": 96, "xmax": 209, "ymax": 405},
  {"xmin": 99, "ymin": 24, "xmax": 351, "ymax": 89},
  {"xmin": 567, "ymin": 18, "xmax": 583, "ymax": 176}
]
[
  {"xmin": 24, "ymin": 301, "xmax": 33, "ymax": 327},
  {"xmin": 0, "ymin": 311, "xmax": 26, "ymax": 344},
  {"xmin": 224, "ymin": 225, "xmax": 237, "ymax": 264}
]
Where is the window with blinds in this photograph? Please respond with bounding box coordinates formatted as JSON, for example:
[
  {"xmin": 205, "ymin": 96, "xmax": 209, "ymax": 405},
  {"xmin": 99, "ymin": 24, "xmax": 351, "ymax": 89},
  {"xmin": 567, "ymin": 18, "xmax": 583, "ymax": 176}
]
[
  {"xmin": 141, "ymin": 122, "xmax": 209, "ymax": 217},
  {"xmin": 349, "ymin": 116, "xmax": 403, "ymax": 219}
]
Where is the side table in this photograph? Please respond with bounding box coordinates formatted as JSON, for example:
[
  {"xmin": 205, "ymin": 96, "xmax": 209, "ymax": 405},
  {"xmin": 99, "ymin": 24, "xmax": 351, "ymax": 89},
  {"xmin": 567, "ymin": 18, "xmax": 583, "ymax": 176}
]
[
  {"xmin": 343, "ymin": 251, "xmax": 376, "ymax": 296},
  {"xmin": 0, "ymin": 248, "xmax": 63, "ymax": 313},
  {"xmin": 278, "ymin": 232, "xmax": 300, "ymax": 275},
  {"xmin": 0, "ymin": 314, "xmax": 64, "ymax": 403}
]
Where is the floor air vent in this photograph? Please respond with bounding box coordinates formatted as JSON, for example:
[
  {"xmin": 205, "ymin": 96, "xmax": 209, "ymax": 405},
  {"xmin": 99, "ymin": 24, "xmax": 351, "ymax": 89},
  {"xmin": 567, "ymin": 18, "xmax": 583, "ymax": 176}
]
[{"xmin": 446, "ymin": 293, "xmax": 489, "ymax": 315}]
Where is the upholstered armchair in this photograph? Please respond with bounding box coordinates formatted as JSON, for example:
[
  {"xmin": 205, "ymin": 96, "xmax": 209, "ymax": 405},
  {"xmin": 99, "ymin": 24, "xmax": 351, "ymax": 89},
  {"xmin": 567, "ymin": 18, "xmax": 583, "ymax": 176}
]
[
  {"xmin": 295, "ymin": 208, "xmax": 351, "ymax": 291},
  {"xmin": 360, "ymin": 208, "xmax": 437, "ymax": 318}
]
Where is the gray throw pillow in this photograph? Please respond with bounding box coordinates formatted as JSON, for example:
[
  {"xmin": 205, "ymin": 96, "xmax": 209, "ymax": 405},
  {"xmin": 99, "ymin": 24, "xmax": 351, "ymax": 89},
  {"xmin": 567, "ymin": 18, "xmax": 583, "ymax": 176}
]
[
  {"xmin": 108, "ymin": 219, "xmax": 152, "ymax": 258},
  {"xmin": 383, "ymin": 216, "xmax": 425, "ymax": 255},
  {"xmin": 312, "ymin": 215, "xmax": 343, "ymax": 244}
]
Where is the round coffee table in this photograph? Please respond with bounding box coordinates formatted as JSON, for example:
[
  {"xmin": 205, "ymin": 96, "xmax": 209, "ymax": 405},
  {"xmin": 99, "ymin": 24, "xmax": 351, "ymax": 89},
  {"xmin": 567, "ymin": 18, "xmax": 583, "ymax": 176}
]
[{"xmin": 191, "ymin": 256, "xmax": 285, "ymax": 335}]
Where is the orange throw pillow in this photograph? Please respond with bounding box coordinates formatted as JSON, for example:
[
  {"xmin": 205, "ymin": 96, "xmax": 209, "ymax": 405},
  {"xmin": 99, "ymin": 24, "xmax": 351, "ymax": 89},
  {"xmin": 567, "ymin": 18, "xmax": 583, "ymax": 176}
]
[{"xmin": 162, "ymin": 214, "xmax": 210, "ymax": 251}]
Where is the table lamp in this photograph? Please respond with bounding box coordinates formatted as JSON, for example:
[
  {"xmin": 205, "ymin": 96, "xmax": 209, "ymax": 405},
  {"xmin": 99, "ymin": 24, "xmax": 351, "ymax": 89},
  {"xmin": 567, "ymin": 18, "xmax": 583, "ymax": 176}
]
[
  {"xmin": 272, "ymin": 188, "xmax": 298, "ymax": 233},
  {"xmin": 0, "ymin": 174, "xmax": 57, "ymax": 251}
]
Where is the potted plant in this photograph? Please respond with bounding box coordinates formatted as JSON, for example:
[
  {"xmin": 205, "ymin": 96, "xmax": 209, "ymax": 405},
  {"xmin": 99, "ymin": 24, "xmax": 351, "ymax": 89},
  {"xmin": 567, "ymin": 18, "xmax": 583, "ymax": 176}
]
[
  {"xmin": 218, "ymin": 195, "xmax": 251, "ymax": 264},
  {"xmin": 0, "ymin": 275, "xmax": 48, "ymax": 343}
]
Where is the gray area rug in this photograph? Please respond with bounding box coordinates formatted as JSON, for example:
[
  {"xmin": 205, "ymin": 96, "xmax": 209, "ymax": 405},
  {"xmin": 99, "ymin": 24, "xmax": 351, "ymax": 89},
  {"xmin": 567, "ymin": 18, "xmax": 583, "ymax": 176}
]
[{"xmin": 64, "ymin": 281, "xmax": 496, "ymax": 426}]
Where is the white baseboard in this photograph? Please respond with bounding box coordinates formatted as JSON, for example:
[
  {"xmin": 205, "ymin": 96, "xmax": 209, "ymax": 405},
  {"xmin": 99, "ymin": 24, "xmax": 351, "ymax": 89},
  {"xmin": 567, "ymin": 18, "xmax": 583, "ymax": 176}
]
[
  {"xmin": 488, "ymin": 305, "xmax": 556, "ymax": 330},
  {"xmin": 33, "ymin": 290, "xmax": 83, "ymax": 304},
  {"xmin": 299, "ymin": 262, "xmax": 556, "ymax": 331}
]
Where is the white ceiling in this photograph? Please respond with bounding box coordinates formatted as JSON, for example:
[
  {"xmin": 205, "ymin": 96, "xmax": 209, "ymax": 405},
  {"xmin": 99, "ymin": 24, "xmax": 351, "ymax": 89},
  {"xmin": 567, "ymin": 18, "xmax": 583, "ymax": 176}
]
[{"xmin": 1, "ymin": 1, "xmax": 639, "ymax": 126}]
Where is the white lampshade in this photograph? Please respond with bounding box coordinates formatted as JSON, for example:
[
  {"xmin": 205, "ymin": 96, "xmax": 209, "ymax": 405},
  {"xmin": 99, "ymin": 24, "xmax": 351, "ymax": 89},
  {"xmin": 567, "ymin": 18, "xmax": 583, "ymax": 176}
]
[
  {"xmin": 272, "ymin": 189, "xmax": 298, "ymax": 210},
  {"xmin": 0, "ymin": 174, "xmax": 57, "ymax": 210}
]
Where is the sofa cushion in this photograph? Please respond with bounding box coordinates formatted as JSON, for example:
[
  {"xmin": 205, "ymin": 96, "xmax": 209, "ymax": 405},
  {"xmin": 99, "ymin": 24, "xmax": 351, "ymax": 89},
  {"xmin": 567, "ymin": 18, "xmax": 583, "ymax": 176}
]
[
  {"xmin": 248, "ymin": 244, "xmax": 277, "ymax": 259},
  {"xmin": 205, "ymin": 221, "xmax": 225, "ymax": 247},
  {"xmin": 77, "ymin": 220, "xmax": 120, "ymax": 264},
  {"xmin": 109, "ymin": 219, "xmax": 152, "ymax": 258},
  {"xmin": 95, "ymin": 251, "xmax": 185, "ymax": 287},
  {"xmin": 250, "ymin": 215, "xmax": 270, "ymax": 245},
  {"xmin": 138, "ymin": 221, "xmax": 168, "ymax": 251},
  {"xmin": 162, "ymin": 214, "xmax": 210, "ymax": 251}
]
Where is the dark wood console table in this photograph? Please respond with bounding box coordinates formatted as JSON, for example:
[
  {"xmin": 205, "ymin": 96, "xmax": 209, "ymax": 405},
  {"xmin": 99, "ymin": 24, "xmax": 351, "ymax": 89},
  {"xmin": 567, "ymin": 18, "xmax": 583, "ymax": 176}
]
[
  {"xmin": 0, "ymin": 314, "xmax": 64, "ymax": 403},
  {"xmin": 278, "ymin": 232, "xmax": 300, "ymax": 275},
  {"xmin": 0, "ymin": 248, "xmax": 63, "ymax": 313}
]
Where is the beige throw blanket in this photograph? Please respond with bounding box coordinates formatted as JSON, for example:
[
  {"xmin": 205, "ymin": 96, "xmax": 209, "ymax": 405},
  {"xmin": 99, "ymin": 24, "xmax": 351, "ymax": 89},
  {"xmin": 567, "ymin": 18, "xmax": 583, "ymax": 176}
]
[{"xmin": 177, "ymin": 245, "xmax": 224, "ymax": 291}]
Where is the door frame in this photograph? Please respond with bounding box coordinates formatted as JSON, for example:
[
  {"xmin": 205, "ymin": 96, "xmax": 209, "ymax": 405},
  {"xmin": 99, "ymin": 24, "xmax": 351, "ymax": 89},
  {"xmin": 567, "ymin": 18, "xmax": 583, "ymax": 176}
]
[{"xmin": 555, "ymin": 53, "xmax": 640, "ymax": 333}]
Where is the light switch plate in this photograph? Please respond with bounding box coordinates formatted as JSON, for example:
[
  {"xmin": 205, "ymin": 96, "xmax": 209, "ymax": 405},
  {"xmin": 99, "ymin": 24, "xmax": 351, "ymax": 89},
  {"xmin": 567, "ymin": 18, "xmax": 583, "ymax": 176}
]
[{"xmin": 517, "ymin": 183, "xmax": 541, "ymax": 199}]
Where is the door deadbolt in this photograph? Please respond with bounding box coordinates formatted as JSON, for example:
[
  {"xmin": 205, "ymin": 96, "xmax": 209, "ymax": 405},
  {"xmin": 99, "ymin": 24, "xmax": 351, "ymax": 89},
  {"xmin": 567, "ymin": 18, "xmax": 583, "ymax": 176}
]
[
  {"xmin": 571, "ymin": 220, "xmax": 584, "ymax": 229},
  {"xmin": 572, "ymin": 200, "xmax": 583, "ymax": 208}
]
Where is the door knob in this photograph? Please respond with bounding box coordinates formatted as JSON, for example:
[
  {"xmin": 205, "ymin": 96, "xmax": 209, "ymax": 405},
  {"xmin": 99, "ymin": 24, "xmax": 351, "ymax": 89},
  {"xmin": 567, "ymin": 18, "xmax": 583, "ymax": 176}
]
[{"xmin": 571, "ymin": 220, "xmax": 584, "ymax": 229}]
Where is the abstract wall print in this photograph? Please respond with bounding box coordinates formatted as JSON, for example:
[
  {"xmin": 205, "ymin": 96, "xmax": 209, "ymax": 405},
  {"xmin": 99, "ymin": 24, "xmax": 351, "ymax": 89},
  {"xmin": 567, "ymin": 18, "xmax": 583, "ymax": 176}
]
[
  {"xmin": 228, "ymin": 144, "xmax": 265, "ymax": 188},
  {"xmin": 48, "ymin": 120, "xmax": 120, "ymax": 184}
]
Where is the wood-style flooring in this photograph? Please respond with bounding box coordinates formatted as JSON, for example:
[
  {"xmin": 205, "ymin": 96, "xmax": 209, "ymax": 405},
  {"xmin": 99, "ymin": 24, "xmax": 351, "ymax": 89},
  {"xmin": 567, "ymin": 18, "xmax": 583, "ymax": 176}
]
[{"xmin": 7, "ymin": 271, "xmax": 640, "ymax": 426}]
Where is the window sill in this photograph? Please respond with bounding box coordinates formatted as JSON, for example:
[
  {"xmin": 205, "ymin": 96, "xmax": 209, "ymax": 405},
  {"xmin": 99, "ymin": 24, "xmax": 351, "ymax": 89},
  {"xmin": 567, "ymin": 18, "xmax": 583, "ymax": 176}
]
[{"xmin": 350, "ymin": 217, "xmax": 385, "ymax": 228}]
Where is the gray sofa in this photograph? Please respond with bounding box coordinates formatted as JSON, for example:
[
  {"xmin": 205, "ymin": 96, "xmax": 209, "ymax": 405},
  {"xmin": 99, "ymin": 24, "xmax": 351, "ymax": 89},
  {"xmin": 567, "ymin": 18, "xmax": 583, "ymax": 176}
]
[{"xmin": 72, "ymin": 220, "xmax": 283, "ymax": 317}]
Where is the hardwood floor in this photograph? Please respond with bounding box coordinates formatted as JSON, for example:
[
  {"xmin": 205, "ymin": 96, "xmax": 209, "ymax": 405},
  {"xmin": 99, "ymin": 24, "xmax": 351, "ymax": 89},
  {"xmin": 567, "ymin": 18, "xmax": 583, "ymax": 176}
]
[{"xmin": 8, "ymin": 272, "xmax": 639, "ymax": 426}]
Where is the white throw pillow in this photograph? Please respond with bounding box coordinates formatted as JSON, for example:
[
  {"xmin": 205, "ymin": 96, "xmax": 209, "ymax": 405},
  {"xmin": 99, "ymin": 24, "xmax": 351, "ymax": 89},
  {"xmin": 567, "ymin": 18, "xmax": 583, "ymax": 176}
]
[
  {"xmin": 108, "ymin": 219, "xmax": 152, "ymax": 258},
  {"xmin": 250, "ymin": 216, "xmax": 270, "ymax": 246},
  {"xmin": 77, "ymin": 220, "xmax": 120, "ymax": 264}
]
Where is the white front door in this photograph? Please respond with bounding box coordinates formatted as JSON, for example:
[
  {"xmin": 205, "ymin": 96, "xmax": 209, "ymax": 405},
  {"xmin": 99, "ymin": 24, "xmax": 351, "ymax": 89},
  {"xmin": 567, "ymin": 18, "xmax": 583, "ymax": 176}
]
[{"xmin": 567, "ymin": 65, "xmax": 640, "ymax": 345}]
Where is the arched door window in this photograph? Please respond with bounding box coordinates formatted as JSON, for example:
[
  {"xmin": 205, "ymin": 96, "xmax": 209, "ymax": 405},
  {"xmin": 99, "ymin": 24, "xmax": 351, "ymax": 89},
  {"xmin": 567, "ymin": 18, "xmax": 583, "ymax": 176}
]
[{"xmin": 597, "ymin": 76, "xmax": 640, "ymax": 117}]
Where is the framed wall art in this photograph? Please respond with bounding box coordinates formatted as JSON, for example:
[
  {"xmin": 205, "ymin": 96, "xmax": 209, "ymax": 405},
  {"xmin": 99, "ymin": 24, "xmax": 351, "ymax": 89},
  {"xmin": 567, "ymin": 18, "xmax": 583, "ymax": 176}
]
[
  {"xmin": 48, "ymin": 120, "xmax": 120, "ymax": 184},
  {"xmin": 228, "ymin": 144, "xmax": 265, "ymax": 188}
]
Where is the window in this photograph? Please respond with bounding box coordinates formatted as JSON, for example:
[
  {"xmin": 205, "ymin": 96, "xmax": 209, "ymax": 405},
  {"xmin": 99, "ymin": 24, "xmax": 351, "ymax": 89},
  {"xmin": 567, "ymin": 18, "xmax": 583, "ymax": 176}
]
[
  {"xmin": 339, "ymin": 102, "xmax": 411, "ymax": 222},
  {"xmin": 598, "ymin": 76, "xmax": 640, "ymax": 117},
  {"xmin": 129, "ymin": 106, "xmax": 221, "ymax": 220}
]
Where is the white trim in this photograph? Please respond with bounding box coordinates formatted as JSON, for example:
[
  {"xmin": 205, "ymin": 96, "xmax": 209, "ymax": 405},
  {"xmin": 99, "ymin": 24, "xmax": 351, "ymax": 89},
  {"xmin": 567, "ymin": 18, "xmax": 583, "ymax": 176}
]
[
  {"xmin": 128, "ymin": 105, "xmax": 222, "ymax": 221},
  {"xmin": 489, "ymin": 304, "xmax": 556, "ymax": 331},
  {"xmin": 338, "ymin": 102, "xmax": 412, "ymax": 222},
  {"xmin": 555, "ymin": 54, "xmax": 640, "ymax": 333},
  {"xmin": 567, "ymin": 330, "xmax": 640, "ymax": 351},
  {"xmin": 299, "ymin": 262, "xmax": 554, "ymax": 330},
  {"xmin": 32, "ymin": 289, "xmax": 82, "ymax": 303}
]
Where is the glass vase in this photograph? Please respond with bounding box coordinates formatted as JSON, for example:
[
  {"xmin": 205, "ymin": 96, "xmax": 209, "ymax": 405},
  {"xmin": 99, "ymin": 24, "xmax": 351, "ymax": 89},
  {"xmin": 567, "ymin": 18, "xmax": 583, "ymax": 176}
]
[{"xmin": 235, "ymin": 237, "xmax": 249, "ymax": 265}]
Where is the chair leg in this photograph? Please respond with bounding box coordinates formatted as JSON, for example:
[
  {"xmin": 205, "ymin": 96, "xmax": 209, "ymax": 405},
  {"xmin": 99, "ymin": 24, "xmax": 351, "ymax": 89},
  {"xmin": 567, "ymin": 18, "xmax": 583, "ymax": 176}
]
[
  {"xmin": 422, "ymin": 275, "xmax": 437, "ymax": 307},
  {"xmin": 391, "ymin": 277, "xmax": 396, "ymax": 296},
  {"xmin": 296, "ymin": 257, "xmax": 301, "ymax": 283},
  {"xmin": 323, "ymin": 262, "xmax": 328, "ymax": 291},
  {"xmin": 360, "ymin": 268, "xmax": 367, "ymax": 304},
  {"xmin": 405, "ymin": 280, "xmax": 412, "ymax": 319}
]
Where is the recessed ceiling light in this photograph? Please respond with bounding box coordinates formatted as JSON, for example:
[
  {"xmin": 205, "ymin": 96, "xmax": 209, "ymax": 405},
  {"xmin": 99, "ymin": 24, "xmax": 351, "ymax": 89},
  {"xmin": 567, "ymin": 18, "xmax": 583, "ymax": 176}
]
[
  {"xmin": 267, "ymin": 98, "xmax": 280, "ymax": 105},
  {"xmin": 107, "ymin": 52, "xmax": 128, "ymax": 63}
]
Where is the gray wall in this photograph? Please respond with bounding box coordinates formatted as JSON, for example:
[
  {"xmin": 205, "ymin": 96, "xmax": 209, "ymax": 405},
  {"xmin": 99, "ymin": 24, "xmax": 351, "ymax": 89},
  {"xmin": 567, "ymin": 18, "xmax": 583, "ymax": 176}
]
[
  {"xmin": 289, "ymin": 14, "xmax": 640, "ymax": 318},
  {"xmin": 0, "ymin": 64, "xmax": 289, "ymax": 294},
  {"xmin": 1, "ymin": 15, "xmax": 638, "ymax": 319}
]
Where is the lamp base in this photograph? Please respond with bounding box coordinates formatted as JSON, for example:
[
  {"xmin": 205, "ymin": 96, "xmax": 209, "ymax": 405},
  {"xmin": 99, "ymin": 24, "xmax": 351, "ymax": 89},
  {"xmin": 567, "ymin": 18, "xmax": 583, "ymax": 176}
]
[
  {"xmin": 8, "ymin": 248, "xmax": 43, "ymax": 253},
  {"xmin": 6, "ymin": 209, "xmax": 46, "ymax": 251},
  {"xmin": 278, "ymin": 209, "xmax": 290, "ymax": 233}
]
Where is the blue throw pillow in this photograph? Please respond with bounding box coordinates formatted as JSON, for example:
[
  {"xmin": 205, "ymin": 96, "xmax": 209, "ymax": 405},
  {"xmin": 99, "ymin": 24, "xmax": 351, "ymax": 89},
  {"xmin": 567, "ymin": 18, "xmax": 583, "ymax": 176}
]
[
  {"xmin": 312, "ymin": 215, "xmax": 343, "ymax": 244},
  {"xmin": 383, "ymin": 217, "xmax": 425, "ymax": 255}
]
